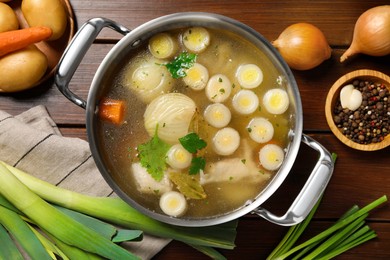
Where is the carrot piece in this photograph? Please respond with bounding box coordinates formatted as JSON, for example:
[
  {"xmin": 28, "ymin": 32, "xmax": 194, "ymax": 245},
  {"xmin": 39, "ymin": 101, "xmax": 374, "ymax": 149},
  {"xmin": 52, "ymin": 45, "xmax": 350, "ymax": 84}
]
[
  {"xmin": 0, "ymin": 26, "xmax": 53, "ymax": 57},
  {"xmin": 98, "ymin": 98, "xmax": 126, "ymax": 125}
]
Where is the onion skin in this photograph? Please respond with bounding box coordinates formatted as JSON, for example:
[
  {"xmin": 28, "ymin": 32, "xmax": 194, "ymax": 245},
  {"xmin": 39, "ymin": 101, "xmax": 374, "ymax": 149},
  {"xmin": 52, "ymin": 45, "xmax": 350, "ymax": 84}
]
[
  {"xmin": 341, "ymin": 5, "xmax": 390, "ymax": 63},
  {"xmin": 272, "ymin": 23, "xmax": 332, "ymax": 70}
]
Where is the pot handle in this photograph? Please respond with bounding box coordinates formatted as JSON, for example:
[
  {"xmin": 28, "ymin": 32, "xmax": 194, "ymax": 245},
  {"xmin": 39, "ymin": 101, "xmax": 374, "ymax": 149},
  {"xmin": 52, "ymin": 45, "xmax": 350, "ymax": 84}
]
[
  {"xmin": 252, "ymin": 134, "xmax": 334, "ymax": 226},
  {"xmin": 55, "ymin": 18, "xmax": 130, "ymax": 109}
]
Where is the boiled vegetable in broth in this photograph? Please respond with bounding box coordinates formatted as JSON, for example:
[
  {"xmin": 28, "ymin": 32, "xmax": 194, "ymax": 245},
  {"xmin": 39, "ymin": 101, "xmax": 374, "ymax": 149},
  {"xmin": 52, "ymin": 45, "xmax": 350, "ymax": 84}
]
[{"xmin": 97, "ymin": 27, "xmax": 292, "ymax": 218}]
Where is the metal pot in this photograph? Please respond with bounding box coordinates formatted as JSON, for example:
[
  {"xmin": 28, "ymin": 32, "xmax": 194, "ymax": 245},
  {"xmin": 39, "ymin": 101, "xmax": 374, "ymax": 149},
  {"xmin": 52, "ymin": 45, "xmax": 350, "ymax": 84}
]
[{"xmin": 55, "ymin": 13, "xmax": 334, "ymax": 227}]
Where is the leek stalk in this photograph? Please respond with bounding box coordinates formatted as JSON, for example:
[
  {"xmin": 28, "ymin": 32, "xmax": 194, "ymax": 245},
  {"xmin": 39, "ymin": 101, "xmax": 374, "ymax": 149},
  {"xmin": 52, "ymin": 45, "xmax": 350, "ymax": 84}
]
[
  {"xmin": 0, "ymin": 162, "xmax": 139, "ymax": 260},
  {"xmin": 0, "ymin": 224, "xmax": 24, "ymax": 260},
  {"xmin": 2, "ymin": 161, "xmax": 236, "ymax": 249},
  {"xmin": 28, "ymin": 226, "xmax": 69, "ymax": 260},
  {"xmin": 0, "ymin": 205, "xmax": 51, "ymax": 260}
]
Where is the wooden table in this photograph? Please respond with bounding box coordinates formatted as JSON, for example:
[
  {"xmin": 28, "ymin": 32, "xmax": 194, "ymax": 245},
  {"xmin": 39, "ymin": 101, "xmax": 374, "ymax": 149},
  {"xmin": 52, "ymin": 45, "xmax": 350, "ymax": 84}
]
[{"xmin": 1, "ymin": 1, "xmax": 389, "ymax": 259}]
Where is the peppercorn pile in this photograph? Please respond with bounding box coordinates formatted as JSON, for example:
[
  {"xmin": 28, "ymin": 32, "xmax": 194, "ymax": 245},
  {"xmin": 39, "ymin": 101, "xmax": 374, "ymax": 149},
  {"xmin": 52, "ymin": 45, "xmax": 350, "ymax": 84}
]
[{"xmin": 333, "ymin": 80, "xmax": 390, "ymax": 144}]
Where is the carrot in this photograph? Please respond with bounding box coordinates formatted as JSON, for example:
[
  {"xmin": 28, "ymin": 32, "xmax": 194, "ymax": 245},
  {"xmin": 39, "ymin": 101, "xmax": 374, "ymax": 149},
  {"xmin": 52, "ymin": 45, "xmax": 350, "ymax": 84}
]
[
  {"xmin": 0, "ymin": 26, "xmax": 53, "ymax": 57},
  {"xmin": 98, "ymin": 98, "xmax": 126, "ymax": 125}
]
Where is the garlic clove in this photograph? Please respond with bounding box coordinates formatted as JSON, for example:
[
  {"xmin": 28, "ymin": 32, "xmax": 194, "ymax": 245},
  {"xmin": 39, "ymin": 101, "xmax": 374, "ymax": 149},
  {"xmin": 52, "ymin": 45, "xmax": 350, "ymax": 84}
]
[
  {"xmin": 340, "ymin": 84, "xmax": 362, "ymax": 111},
  {"xmin": 348, "ymin": 89, "xmax": 363, "ymax": 111},
  {"xmin": 340, "ymin": 84, "xmax": 354, "ymax": 108}
]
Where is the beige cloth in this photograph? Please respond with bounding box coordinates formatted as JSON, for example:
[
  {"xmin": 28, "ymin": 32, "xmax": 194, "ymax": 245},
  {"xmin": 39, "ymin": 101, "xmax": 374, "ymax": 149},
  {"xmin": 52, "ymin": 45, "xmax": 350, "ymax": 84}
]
[{"xmin": 0, "ymin": 105, "xmax": 170, "ymax": 259}]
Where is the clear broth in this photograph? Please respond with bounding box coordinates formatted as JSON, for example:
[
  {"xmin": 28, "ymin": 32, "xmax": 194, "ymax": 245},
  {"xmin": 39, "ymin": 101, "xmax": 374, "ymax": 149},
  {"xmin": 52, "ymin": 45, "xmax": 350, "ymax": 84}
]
[{"xmin": 97, "ymin": 28, "xmax": 292, "ymax": 218}]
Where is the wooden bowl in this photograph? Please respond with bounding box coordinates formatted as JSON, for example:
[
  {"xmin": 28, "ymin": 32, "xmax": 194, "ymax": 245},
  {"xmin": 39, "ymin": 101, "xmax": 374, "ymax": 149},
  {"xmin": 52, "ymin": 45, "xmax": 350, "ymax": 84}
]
[
  {"xmin": 325, "ymin": 69, "xmax": 390, "ymax": 151},
  {"xmin": 4, "ymin": 0, "xmax": 75, "ymax": 91}
]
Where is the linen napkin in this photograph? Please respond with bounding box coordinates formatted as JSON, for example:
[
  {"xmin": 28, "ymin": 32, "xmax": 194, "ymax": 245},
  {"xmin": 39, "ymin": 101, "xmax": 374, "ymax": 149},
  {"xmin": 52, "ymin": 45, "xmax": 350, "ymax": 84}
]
[{"xmin": 0, "ymin": 105, "xmax": 171, "ymax": 259}]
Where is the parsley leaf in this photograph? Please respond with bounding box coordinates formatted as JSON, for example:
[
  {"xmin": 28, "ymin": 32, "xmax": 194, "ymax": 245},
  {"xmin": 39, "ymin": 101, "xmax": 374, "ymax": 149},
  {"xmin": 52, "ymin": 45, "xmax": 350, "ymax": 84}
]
[
  {"xmin": 179, "ymin": 132, "xmax": 207, "ymax": 153},
  {"xmin": 189, "ymin": 157, "xmax": 206, "ymax": 175},
  {"xmin": 164, "ymin": 52, "xmax": 197, "ymax": 79},
  {"xmin": 179, "ymin": 133, "xmax": 207, "ymax": 175},
  {"xmin": 137, "ymin": 126, "xmax": 170, "ymax": 181}
]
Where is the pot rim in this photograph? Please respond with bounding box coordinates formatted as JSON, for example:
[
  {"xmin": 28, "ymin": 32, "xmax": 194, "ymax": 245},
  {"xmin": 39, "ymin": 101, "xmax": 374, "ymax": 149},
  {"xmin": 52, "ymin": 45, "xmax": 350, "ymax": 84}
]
[{"xmin": 86, "ymin": 12, "xmax": 303, "ymax": 227}]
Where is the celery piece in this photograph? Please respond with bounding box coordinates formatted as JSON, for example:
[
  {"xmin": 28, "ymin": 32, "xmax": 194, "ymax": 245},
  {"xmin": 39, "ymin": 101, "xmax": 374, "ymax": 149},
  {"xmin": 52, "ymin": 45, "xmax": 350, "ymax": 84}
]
[
  {"xmin": 0, "ymin": 224, "xmax": 24, "ymax": 260},
  {"xmin": 0, "ymin": 205, "xmax": 51, "ymax": 260},
  {"xmin": 2, "ymin": 161, "xmax": 237, "ymax": 250},
  {"xmin": 0, "ymin": 162, "xmax": 139, "ymax": 260}
]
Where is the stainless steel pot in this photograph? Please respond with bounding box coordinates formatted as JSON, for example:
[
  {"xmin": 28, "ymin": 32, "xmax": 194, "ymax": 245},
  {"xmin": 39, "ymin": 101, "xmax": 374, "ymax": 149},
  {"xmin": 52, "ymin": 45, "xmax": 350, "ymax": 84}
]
[{"xmin": 55, "ymin": 13, "xmax": 334, "ymax": 227}]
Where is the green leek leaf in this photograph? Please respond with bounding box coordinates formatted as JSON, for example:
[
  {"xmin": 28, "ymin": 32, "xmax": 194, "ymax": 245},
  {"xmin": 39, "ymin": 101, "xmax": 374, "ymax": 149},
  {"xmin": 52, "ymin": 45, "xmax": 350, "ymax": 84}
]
[
  {"xmin": 0, "ymin": 162, "xmax": 140, "ymax": 260},
  {"xmin": 2, "ymin": 161, "xmax": 237, "ymax": 250},
  {"xmin": 0, "ymin": 205, "xmax": 51, "ymax": 260},
  {"xmin": 0, "ymin": 224, "xmax": 24, "ymax": 260},
  {"xmin": 112, "ymin": 230, "xmax": 143, "ymax": 243}
]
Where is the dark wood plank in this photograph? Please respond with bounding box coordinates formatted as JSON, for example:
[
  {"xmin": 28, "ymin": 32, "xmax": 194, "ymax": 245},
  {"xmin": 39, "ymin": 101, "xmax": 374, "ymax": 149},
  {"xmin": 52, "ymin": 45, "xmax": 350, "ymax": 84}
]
[{"xmin": 70, "ymin": 0, "xmax": 389, "ymax": 46}]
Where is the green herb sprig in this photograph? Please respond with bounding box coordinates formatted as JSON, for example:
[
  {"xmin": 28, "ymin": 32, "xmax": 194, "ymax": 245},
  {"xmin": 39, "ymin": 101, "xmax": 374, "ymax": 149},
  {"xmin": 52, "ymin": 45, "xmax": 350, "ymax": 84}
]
[
  {"xmin": 179, "ymin": 132, "xmax": 207, "ymax": 175},
  {"xmin": 164, "ymin": 52, "xmax": 197, "ymax": 79}
]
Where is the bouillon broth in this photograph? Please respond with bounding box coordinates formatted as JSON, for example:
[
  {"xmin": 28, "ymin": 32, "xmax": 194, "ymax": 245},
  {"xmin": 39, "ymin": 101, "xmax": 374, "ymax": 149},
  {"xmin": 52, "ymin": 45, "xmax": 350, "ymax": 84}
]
[{"xmin": 97, "ymin": 27, "xmax": 292, "ymax": 218}]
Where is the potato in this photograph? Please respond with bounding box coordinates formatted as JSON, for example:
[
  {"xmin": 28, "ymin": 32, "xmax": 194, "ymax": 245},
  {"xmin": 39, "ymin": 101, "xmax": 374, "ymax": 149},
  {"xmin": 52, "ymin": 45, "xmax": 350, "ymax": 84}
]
[
  {"xmin": 21, "ymin": 0, "xmax": 67, "ymax": 40},
  {"xmin": 0, "ymin": 45, "xmax": 48, "ymax": 92},
  {"xmin": 0, "ymin": 2, "xmax": 19, "ymax": 32}
]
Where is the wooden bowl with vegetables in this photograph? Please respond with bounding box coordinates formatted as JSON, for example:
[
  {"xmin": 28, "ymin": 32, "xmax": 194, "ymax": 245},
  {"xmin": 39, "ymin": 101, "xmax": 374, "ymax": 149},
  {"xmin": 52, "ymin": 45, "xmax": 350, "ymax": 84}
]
[
  {"xmin": 0, "ymin": 0, "xmax": 75, "ymax": 92},
  {"xmin": 325, "ymin": 69, "xmax": 390, "ymax": 151}
]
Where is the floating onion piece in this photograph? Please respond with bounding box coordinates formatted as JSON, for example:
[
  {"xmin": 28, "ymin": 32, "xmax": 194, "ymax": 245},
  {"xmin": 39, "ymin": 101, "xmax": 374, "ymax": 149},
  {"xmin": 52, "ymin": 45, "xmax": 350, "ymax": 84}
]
[
  {"xmin": 183, "ymin": 63, "xmax": 209, "ymax": 90},
  {"xmin": 272, "ymin": 23, "xmax": 332, "ymax": 70},
  {"xmin": 212, "ymin": 127, "xmax": 240, "ymax": 156},
  {"xmin": 123, "ymin": 56, "xmax": 173, "ymax": 103},
  {"xmin": 247, "ymin": 117, "xmax": 274, "ymax": 143},
  {"xmin": 205, "ymin": 74, "xmax": 232, "ymax": 103},
  {"xmin": 259, "ymin": 144, "xmax": 284, "ymax": 171},
  {"xmin": 340, "ymin": 5, "xmax": 390, "ymax": 62},
  {"xmin": 232, "ymin": 89, "xmax": 259, "ymax": 115},
  {"xmin": 148, "ymin": 33, "xmax": 177, "ymax": 59},
  {"xmin": 263, "ymin": 88, "xmax": 290, "ymax": 115},
  {"xmin": 182, "ymin": 27, "xmax": 210, "ymax": 53},
  {"xmin": 203, "ymin": 103, "xmax": 231, "ymax": 128},
  {"xmin": 159, "ymin": 191, "xmax": 187, "ymax": 217},
  {"xmin": 236, "ymin": 64, "xmax": 263, "ymax": 89},
  {"xmin": 166, "ymin": 144, "xmax": 193, "ymax": 170},
  {"xmin": 144, "ymin": 93, "xmax": 196, "ymax": 144}
]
